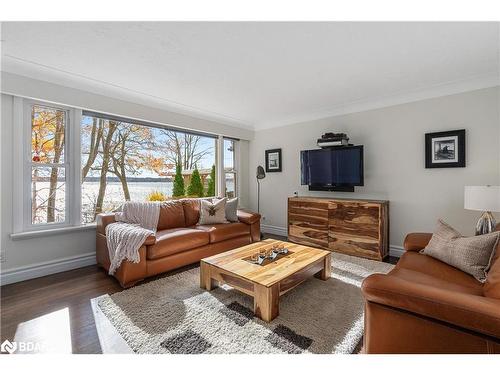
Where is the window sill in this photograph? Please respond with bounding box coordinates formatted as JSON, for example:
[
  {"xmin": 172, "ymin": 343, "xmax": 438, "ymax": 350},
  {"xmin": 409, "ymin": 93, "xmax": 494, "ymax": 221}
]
[{"xmin": 10, "ymin": 224, "xmax": 97, "ymax": 241}]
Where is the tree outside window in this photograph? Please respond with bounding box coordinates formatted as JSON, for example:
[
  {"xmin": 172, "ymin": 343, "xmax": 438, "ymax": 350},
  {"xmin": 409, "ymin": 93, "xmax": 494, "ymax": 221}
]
[
  {"xmin": 30, "ymin": 105, "xmax": 67, "ymax": 225},
  {"xmin": 80, "ymin": 115, "xmax": 217, "ymax": 223}
]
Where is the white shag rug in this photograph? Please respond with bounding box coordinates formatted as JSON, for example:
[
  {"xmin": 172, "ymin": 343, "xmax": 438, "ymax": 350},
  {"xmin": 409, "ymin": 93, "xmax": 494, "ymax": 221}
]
[{"xmin": 96, "ymin": 252, "xmax": 393, "ymax": 354}]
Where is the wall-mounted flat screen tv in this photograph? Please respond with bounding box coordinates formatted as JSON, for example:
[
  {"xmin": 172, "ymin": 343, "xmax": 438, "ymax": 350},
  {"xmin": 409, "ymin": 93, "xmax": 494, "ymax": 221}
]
[{"xmin": 300, "ymin": 146, "xmax": 364, "ymax": 191}]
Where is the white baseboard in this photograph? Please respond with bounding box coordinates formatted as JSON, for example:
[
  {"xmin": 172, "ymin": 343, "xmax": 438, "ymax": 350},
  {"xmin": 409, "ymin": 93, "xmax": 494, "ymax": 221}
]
[
  {"xmin": 261, "ymin": 224, "xmax": 405, "ymax": 258},
  {"xmin": 389, "ymin": 245, "xmax": 404, "ymax": 258},
  {"xmin": 261, "ymin": 224, "xmax": 288, "ymax": 237},
  {"xmin": 0, "ymin": 252, "xmax": 96, "ymax": 286}
]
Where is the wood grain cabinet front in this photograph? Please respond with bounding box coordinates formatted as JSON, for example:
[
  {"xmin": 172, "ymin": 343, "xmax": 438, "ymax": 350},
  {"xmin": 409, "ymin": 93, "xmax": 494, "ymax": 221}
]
[
  {"xmin": 288, "ymin": 198, "xmax": 329, "ymax": 248},
  {"xmin": 288, "ymin": 197, "xmax": 389, "ymax": 261}
]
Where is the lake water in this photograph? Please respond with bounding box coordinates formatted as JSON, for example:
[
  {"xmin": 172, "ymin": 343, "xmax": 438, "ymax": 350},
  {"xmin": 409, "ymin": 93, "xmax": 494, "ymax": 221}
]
[
  {"xmin": 32, "ymin": 179, "xmax": 235, "ymax": 224},
  {"xmin": 81, "ymin": 180, "xmax": 234, "ymax": 222}
]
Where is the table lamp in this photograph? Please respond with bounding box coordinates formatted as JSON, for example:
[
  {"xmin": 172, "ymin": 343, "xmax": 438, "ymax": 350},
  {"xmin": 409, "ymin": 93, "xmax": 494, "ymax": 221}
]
[{"xmin": 464, "ymin": 186, "xmax": 500, "ymax": 235}]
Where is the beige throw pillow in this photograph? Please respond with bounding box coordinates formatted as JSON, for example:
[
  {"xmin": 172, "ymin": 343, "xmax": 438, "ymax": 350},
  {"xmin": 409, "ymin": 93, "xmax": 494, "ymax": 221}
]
[
  {"xmin": 421, "ymin": 219, "xmax": 499, "ymax": 282},
  {"xmin": 198, "ymin": 197, "xmax": 228, "ymax": 225},
  {"xmin": 224, "ymin": 197, "xmax": 238, "ymax": 222}
]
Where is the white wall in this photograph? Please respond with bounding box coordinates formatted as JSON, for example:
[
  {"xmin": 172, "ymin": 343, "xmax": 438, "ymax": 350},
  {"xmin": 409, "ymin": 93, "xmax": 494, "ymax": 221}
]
[
  {"xmin": 248, "ymin": 87, "xmax": 500, "ymax": 249},
  {"xmin": 2, "ymin": 82, "xmax": 499, "ymax": 283}
]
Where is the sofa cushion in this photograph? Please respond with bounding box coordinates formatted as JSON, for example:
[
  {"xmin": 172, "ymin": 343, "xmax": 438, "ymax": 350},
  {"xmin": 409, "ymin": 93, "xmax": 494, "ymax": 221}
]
[
  {"xmin": 389, "ymin": 261, "xmax": 483, "ymax": 296},
  {"xmin": 396, "ymin": 252, "xmax": 483, "ymax": 292},
  {"xmin": 157, "ymin": 200, "xmax": 186, "ymax": 230},
  {"xmin": 421, "ymin": 219, "xmax": 499, "ymax": 282},
  {"xmin": 485, "ymin": 244, "xmax": 500, "ymax": 299},
  {"xmin": 182, "ymin": 199, "xmax": 201, "ymax": 227},
  {"xmin": 196, "ymin": 222, "xmax": 250, "ymax": 243},
  {"xmin": 146, "ymin": 228, "xmax": 209, "ymax": 259}
]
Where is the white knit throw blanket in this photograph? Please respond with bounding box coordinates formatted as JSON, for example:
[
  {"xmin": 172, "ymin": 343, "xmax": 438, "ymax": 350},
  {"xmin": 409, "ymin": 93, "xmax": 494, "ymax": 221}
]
[{"xmin": 106, "ymin": 201, "xmax": 160, "ymax": 275}]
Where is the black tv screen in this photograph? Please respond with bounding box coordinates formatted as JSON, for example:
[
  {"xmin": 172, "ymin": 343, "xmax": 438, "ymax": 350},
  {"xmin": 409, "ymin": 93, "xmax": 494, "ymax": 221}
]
[{"xmin": 301, "ymin": 146, "xmax": 364, "ymax": 190}]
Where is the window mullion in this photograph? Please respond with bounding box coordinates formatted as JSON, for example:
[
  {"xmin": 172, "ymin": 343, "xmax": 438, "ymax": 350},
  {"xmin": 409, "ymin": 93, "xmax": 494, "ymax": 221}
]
[
  {"xmin": 70, "ymin": 109, "xmax": 82, "ymax": 226},
  {"xmin": 234, "ymin": 140, "xmax": 239, "ymax": 198},
  {"xmin": 217, "ymin": 135, "xmax": 225, "ymax": 197},
  {"xmin": 12, "ymin": 97, "xmax": 25, "ymax": 233},
  {"xmin": 30, "ymin": 162, "xmax": 66, "ymax": 168}
]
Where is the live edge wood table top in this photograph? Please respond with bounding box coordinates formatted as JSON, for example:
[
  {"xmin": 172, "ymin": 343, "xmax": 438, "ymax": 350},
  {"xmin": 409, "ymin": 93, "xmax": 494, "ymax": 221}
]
[{"xmin": 200, "ymin": 239, "xmax": 331, "ymax": 322}]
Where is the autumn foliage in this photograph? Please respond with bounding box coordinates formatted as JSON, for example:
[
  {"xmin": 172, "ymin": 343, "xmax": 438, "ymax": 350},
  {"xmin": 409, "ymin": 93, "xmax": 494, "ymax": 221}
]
[
  {"xmin": 31, "ymin": 106, "xmax": 66, "ymax": 223},
  {"xmin": 147, "ymin": 190, "xmax": 167, "ymax": 201}
]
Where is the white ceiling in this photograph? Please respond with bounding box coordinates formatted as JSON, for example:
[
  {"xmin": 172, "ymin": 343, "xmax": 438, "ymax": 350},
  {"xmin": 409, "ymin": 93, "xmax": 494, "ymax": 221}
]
[{"xmin": 1, "ymin": 22, "xmax": 499, "ymax": 130}]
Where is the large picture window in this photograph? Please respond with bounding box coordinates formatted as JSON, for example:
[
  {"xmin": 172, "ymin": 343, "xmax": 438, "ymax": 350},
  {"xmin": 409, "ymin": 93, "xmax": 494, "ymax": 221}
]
[
  {"xmin": 81, "ymin": 114, "xmax": 217, "ymax": 223},
  {"xmin": 16, "ymin": 98, "xmax": 238, "ymax": 234}
]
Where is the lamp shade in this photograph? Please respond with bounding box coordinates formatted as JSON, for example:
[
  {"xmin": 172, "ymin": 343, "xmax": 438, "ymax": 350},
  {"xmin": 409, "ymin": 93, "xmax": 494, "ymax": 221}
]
[
  {"xmin": 256, "ymin": 166, "xmax": 266, "ymax": 179},
  {"xmin": 464, "ymin": 186, "xmax": 500, "ymax": 212}
]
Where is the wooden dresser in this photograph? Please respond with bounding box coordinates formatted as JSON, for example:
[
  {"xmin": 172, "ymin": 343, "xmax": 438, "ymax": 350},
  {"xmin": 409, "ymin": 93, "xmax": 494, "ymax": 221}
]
[{"xmin": 288, "ymin": 196, "xmax": 389, "ymax": 261}]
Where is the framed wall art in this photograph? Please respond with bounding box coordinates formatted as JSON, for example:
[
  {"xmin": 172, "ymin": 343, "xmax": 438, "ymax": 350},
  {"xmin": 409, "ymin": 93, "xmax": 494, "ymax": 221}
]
[{"xmin": 425, "ymin": 129, "xmax": 465, "ymax": 168}]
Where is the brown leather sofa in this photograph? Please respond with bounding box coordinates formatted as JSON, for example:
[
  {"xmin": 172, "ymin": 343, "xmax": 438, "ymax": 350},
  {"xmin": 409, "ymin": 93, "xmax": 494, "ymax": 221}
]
[
  {"xmin": 361, "ymin": 230, "xmax": 500, "ymax": 354},
  {"xmin": 96, "ymin": 198, "xmax": 261, "ymax": 288}
]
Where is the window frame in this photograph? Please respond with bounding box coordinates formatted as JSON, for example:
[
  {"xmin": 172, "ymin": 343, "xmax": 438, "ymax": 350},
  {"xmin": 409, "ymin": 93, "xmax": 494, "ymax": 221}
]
[
  {"xmin": 12, "ymin": 98, "xmax": 239, "ymax": 235},
  {"xmin": 16, "ymin": 99, "xmax": 81, "ymax": 232},
  {"xmin": 223, "ymin": 137, "xmax": 238, "ymax": 199}
]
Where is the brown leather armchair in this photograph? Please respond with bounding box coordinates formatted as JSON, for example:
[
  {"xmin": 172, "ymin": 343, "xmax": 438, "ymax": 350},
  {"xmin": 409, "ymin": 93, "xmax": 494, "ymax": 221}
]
[
  {"xmin": 96, "ymin": 198, "xmax": 261, "ymax": 288},
  {"xmin": 361, "ymin": 229, "xmax": 500, "ymax": 354}
]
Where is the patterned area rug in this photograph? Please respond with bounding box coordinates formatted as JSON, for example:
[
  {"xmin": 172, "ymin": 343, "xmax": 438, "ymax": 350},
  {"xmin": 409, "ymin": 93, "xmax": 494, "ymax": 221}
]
[{"xmin": 96, "ymin": 252, "xmax": 393, "ymax": 354}]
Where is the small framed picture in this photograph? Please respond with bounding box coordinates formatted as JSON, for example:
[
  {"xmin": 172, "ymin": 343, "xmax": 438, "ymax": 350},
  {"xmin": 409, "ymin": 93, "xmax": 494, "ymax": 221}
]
[
  {"xmin": 265, "ymin": 148, "xmax": 282, "ymax": 172},
  {"xmin": 425, "ymin": 129, "xmax": 465, "ymax": 168}
]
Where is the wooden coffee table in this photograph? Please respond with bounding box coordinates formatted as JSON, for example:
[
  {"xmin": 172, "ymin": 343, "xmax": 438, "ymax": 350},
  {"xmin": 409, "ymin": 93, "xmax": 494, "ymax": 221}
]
[{"xmin": 200, "ymin": 239, "xmax": 331, "ymax": 322}]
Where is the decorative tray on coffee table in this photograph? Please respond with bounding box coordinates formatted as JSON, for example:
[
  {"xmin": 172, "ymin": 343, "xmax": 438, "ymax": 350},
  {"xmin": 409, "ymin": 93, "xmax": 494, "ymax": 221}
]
[{"xmin": 243, "ymin": 247, "xmax": 294, "ymax": 266}]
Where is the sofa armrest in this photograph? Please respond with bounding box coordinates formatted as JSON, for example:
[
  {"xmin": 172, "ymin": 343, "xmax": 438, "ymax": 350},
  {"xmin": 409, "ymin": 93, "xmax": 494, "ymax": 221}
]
[
  {"xmin": 96, "ymin": 213, "xmax": 116, "ymax": 235},
  {"xmin": 362, "ymin": 273, "xmax": 500, "ymax": 339},
  {"xmin": 144, "ymin": 235, "xmax": 156, "ymax": 246},
  {"xmin": 403, "ymin": 233, "xmax": 432, "ymax": 252},
  {"xmin": 237, "ymin": 209, "xmax": 261, "ymax": 225},
  {"xmin": 96, "ymin": 212, "xmax": 156, "ymax": 245}
]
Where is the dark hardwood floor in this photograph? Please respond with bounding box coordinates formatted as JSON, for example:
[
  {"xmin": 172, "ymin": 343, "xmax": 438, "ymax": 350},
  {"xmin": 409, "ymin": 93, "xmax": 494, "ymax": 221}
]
[
  {"xmin": 0, "ymin": 234, "xmax": 398, "ymax": 354},
  {"xmin": 1, "ymin": 264, "xmax": 122, "ymax": 353}
]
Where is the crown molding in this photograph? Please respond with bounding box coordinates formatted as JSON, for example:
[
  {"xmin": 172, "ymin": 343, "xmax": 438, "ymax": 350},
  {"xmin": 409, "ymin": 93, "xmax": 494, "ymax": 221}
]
[
  {"xmin": 1, "ymin": 54, "xmax": 254, "ymax": 131},
  {"xmin": 254, "ymin": 74, "xmax": 500, "ymax": 130},
  {"xmin": 1, "ymin": 71, "xmax": 255, "ymax": 140}
]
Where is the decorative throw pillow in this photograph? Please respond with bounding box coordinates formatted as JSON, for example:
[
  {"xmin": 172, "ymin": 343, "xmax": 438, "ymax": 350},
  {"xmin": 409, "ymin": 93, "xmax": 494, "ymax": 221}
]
[
  {"xmin": 225, "ymin": 197, "xmax": 239, "ymax": 222},
  {"xmin": 198, "ymin": 197, "xmax": 228, "ymax": 225},
  {"xmin": 421, "ymin": 219, "xmax": 499, "ymax": 282}
]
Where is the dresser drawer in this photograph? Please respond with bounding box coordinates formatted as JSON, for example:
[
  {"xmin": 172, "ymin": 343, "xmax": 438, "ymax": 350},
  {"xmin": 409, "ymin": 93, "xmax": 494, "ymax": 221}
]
[
  {"xmin": 289, "ymin": 199, "xmax": 329, "ymax": 228},
  {"xmin": 288, "ymin": 224, "xmax": 328, "ymax": 249},
  {"xmin": 328, "ymin": 232, "xmax": 380, "ymax": 259},
  {"xmin": 328, "ymin": 201, "xmax": 380, "ymax": 240}
]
